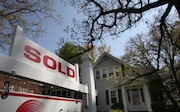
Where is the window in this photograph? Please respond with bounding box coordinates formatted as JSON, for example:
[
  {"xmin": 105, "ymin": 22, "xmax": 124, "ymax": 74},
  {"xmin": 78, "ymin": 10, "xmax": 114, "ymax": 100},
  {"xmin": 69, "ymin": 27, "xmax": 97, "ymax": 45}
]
[
  {"xmin": 74, "ymin": 91, "xmax": 82, "ymax": 99},
  {"xmin": 57, "ymin": 91, "xmax": 61, "ymax": 96},
  {"xmin": 106, "ymin": 90, "xmax": 120, "ymax": 105},
  {"xmin": 30, "ymin": 89, "xmax": 34, "ymax": 93},
  {"xmin": 95, "ymin": 70, "xmax": 100, "ymax": 79},
  {"xmin": 47, "ymin": 90, "xmax": 50, "ymax": 95},
  {"xmin": 51, "ymin": 91, "xmax": 56, "ymax": 96},
  {"xmin": 61, "ymin": 90, "xmax": 66, "ymax": 97},
  {"xmin": 115, "ymin": 67, "xmax": 121, "ymax": 76},
  {"xmin": 67, "ymin": 91, "xmax": 72, "ymax": 98},
  {"xmin": 108, "ymin": 68, "xmax": 114, "ymax": 77},
  {"xmin": 102, "ymin": 69, "xmax": 107, "ymax": 78},
  {"xmin": 110, "ymin": 90, "xmax": 117, "ymax": 104},
  {"xmin": 131, "ymin": 89, "xmax": 140, "ymax": 105},
  {"xmin": 10, "ymin": 85, "xmax": 15, "ymax": 91},
  {"xmin": 23, "ymin": 87, "xmax": 26, "ymax": 92},
  {"xmin": 19, "ymin": 86, "xmax": 26, "ymax": 92}
]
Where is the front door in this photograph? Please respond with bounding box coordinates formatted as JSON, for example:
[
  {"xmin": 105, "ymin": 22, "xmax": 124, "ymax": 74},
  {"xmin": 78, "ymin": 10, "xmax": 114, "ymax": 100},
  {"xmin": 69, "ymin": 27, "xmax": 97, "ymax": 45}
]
[{"xmin": 126, "ymin": 86, "xmax": 147, "ymax": 111}]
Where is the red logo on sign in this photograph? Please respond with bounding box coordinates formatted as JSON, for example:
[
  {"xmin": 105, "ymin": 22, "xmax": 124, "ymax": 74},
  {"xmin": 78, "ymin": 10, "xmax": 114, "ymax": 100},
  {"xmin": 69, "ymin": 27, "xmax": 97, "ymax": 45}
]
[{"xmin": 16, "ymin": 100, "xmax": 46, "ymax": 112}]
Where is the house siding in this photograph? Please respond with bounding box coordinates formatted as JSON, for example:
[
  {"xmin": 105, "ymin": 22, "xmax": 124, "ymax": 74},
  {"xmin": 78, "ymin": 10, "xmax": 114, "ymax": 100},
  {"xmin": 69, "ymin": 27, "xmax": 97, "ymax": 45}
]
[
  {"xmin": 94, "ymin": 54, "xmax": 124, "ymax": 112},
  {"xmin": 94, "ymin": 55, "xmax": 122, "ymax": 69},
  {"xmin": 96, "ymin": 79, "xmax": 113, "ymax": 111}
]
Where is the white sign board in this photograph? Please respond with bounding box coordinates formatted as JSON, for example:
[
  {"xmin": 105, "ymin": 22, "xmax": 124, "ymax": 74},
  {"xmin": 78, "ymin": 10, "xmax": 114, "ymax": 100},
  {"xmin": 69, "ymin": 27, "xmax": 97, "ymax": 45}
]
[
  {"xmin": 0, "ymin": 90, "xmax": 82, "ymax": 112},
  {"xmin": 0, "ymin": 26, "xmax": 88, "ymax": 93},
  {"xmin": 10, "ymin": 26, "xmax": 76, "ymax": 82}
]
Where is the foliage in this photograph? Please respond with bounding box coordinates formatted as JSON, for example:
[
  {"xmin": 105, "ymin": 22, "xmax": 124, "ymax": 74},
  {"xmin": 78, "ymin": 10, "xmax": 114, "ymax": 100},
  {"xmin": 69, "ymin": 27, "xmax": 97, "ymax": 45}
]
[
  {"xmin": 148, "ymin": 73, "xmax": 164, "ymax": 102},
  {"xmin": 0, "ymin": 0, "xmax": 62, "ymax": 52},
  {"xmin": 56, "ymin": 42, "xmax": 83, "ymax": 64},
  {"xmin": 57, "ymin": 42, "xmax": 111, "ymax": 64},
  {"xmin": 88, "ymin": 44, "xmax": 111, "ymax": 64},
  {"xmin": 61, "ymin": 0, "xmax": 180, "ymax": 55},
  {"xmin": 151, "ymin": 101, "xmax": 168, "ymax": 112},
  {"xmin": 167, "ymin": 105, "xmax": 180, "ymax": 112},
  {"xmin": 111, "ymin": 103, "xmax": 123, "ymax": 110},
  {"xmin": 151, "ymin": 101, "xmax": 180, "ymax": 112},
  {"xmin": 109, "ymin": 103, "xmax": 124, "ymax": 112},
  {"xmin": 121, "ymin": 21, "xmax": 180, "ymax": 110},
  {"xmin": 108, "ymin": 109, "xmax": 123, "ymax": 112}
]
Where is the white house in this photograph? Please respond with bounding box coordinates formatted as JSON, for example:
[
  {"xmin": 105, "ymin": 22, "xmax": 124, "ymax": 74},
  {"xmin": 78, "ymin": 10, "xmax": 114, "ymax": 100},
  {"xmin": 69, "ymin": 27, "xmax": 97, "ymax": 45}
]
[{"xmin": 93, "ymin": 52, "xmax": 152, "ymax": 112}]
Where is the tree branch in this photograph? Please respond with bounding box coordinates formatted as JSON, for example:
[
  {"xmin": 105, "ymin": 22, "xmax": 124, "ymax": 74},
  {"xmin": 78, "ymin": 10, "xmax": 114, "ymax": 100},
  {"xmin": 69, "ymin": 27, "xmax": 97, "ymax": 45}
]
[
  {"xmin": 119, "ymin": 69, "xmax": 158, "ymax": 86},
  {"xmin": 101, "ymin": 0, "xmax": 168, "ymax": 15}
]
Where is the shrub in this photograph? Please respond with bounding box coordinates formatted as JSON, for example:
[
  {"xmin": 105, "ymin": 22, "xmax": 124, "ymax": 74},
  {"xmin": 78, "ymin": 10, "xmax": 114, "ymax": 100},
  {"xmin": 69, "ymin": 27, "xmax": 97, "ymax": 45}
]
[
  {"xmin": 109, "ymin": 103, "xmax": 124, "ymax": 112},
  {"xmin": 167, "ymin": 105, "xmax": 180, "ymax": 112},
  {"xmin": 151, "ymin": 101, "xmax": 167, "ymax": 112},
  {"xmin": 108, "ymin": 109, "xmax": 123, "ymax": 112},
  {"xmin": 111, "ymin": 103, "xmax": 123, "ymax": 110}
]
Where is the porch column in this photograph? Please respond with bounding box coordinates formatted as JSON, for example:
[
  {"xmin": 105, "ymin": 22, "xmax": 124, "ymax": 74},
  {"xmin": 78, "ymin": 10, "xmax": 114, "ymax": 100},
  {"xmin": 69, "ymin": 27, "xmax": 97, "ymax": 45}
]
[
  {"xmin": 121, "ymin": 86, "xmax": 128, "ymax": 112},
  {"xmin": 81, "ymin": 52, "xmax": 97, "ymax": 112},
  {"xmin": 143, "ymin": 83, "xmax": 152, "ymax": 112}
]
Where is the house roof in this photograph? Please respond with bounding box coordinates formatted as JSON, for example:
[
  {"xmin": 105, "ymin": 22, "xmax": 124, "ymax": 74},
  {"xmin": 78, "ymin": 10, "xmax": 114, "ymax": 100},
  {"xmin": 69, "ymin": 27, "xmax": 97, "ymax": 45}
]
[{"xmin": 93, "ymin": 52, "xmax": 124, "ymax": 68}]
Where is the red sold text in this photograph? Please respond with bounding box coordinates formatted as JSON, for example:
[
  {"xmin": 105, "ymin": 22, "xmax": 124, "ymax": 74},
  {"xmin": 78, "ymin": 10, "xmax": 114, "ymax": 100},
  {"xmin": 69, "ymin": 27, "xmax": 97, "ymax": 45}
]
[{"xmin": 24, "ymin": 45, "xmax": 75, "ymax": 78}]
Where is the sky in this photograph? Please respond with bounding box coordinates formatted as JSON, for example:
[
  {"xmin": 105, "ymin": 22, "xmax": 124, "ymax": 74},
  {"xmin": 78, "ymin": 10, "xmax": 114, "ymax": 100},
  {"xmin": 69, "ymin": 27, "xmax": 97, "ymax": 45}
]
[{"xmin": 27, "ymin": 1, "xmax": 150, "ymax": 58}]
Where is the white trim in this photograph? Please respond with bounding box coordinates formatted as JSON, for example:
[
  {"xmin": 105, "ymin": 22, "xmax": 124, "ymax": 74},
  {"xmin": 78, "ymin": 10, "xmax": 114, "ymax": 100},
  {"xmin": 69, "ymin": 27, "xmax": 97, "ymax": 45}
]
[
  {"xmin": 121, "ymin": 86, "xmax": 128, "ymax": 112},
  {"xmin": 143, "ymin": 83, "xmax": 152, "ymax": 112},
  {"xmin": 93, "ymin": 52, "xmax": 124, "ymax": 68}
]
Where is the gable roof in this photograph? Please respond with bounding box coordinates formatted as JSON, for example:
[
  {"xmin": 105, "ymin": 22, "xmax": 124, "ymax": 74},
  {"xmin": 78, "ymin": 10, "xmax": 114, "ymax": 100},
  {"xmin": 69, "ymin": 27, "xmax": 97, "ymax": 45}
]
[{"xmin": 93, "ymin": 52, "xmax": 124, "ymax": 68}]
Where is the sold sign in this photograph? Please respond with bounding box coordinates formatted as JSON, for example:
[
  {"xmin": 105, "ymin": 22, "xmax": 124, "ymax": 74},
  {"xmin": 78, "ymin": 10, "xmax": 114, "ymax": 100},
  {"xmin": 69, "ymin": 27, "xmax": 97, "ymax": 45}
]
[
  {"xmin": 9, "ymin": 26, "xmax": 77, "ymax": 82},
  {"xmin": 24, "ymin": 45, "xmax": 75, "ymax": 78},
  {"xmin": 2, "ymin": 26, "xmax": 88, "ymax": 93}
]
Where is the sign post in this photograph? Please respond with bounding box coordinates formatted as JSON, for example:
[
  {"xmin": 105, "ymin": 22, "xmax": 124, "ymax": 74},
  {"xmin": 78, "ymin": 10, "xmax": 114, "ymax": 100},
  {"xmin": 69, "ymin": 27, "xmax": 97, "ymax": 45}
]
[{"xmin": 81, "ymin": 53, "xmax": 97, "ymax": 112}]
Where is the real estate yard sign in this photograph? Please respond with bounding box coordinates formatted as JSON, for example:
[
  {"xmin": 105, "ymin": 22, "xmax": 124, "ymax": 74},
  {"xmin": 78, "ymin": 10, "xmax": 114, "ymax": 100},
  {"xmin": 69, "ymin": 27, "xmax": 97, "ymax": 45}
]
[
  {"xmin": 0, "ymin": 26, "xmax": 88, "ymax": 93},
  {"xmin": 0, "ymin": 26, "xmax": 88, "ymax": 112},
  {"xmin": 0, "ymin": 90, "xmax": 82, "ymax": 112}
]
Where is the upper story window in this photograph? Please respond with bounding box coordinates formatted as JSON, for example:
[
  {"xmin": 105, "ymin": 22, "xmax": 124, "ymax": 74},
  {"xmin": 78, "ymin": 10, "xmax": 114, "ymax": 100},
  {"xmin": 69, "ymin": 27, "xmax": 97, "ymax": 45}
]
[
  {"xmin": 95, "ymin": 70, "xmax": 101, "ymax": 79},
  {"xmin": 115, "ymin": 66, "xmax": 121, "ymax": 76},
  {"xmin": 95, "ymin": 66, "xmax": 123, "ymax": 79},
  {"xmin": 102, "ymin": 69, "xmax": 107, "ymax": 78},
  {"xmin": 108, "ymin": 68, "xmax": 113, "ymax": 77}
]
